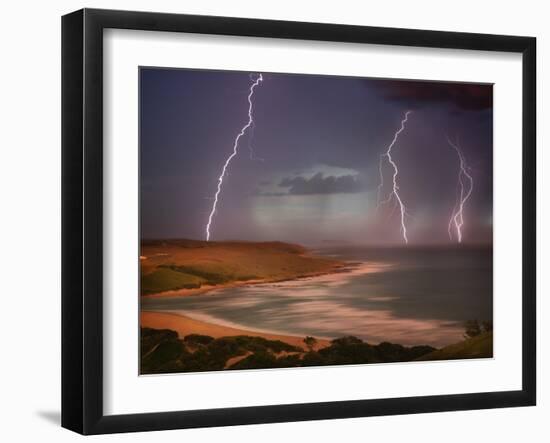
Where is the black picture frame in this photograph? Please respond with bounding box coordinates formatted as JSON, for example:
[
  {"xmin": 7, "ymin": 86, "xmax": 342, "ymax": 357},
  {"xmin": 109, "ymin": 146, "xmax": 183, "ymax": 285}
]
[{"xmin": 62, "ymin": 8, "xmax": 536, "ymax": 435}]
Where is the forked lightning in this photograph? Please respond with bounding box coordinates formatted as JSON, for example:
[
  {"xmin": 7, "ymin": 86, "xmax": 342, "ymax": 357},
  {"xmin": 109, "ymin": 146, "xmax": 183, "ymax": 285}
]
[{"xmin": 205, "ymin": 73, "xmax": 263, "ymax": 241}]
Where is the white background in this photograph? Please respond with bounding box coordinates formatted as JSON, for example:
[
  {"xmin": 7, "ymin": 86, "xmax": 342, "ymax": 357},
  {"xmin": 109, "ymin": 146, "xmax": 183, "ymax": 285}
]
[{"xmin": 0, "ymin": 0, "xmax": 546, "ymax": 441}]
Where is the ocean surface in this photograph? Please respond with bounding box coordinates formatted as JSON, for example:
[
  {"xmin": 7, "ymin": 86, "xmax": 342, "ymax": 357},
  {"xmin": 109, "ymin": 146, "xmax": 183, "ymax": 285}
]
[{"xmin": 141, "ymin": 246, "xmax": 493, "ymax": 347}]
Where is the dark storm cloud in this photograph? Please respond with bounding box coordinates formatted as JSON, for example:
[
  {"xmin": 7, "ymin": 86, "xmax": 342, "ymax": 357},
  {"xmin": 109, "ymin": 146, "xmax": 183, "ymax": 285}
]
[
  {"xmin": 374, "ymin": 80, "xmax": 493, "ymax": 111},
  {"xmin": 278, "ymin": 172, "xmax": 363, "ymax": 195}
]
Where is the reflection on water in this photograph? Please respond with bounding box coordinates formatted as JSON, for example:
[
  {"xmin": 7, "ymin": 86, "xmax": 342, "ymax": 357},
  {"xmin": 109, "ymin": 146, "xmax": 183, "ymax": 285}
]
[{"xmin": 142, "ymin": 246, "xmax": 493, "ymax": 347}]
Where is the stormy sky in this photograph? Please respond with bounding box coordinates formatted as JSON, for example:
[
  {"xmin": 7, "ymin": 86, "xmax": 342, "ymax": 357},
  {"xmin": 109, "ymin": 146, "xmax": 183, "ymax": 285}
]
[{"xmin": 140, "ymin": 68, "xmax": 492, "ymax": 246}]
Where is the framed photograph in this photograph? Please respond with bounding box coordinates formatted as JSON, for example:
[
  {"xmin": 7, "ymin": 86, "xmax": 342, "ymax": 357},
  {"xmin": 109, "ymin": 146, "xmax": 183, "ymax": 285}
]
[{"xmin": 62, "ymin": 8, "xmax": 536, "ymax": 435}]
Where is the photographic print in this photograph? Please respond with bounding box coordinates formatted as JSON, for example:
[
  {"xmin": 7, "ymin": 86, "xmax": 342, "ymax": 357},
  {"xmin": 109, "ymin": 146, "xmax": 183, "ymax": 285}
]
[{"xmin": 139, "ymin": 68, "xmax": 493, "ymax": 375}]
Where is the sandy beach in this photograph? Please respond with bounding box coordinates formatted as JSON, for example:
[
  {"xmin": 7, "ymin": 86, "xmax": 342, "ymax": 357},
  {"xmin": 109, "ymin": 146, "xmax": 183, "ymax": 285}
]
[{"xmin": 141, "ymin": 311, "xmax": 329, "ymax": 350}]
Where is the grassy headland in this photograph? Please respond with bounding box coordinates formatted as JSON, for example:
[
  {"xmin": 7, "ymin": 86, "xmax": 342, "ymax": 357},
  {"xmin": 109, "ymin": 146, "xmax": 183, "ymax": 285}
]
[
  {"xmin": 416, "ymin": 331, "xmax": 493, "ymax": 361},
  {"xmin": 140, "ymin": 326, "xmax": 437, "ymax": 374},
  {"xmin": 140, "ymin": 239, "xmax": 344, "ymax": 296}
]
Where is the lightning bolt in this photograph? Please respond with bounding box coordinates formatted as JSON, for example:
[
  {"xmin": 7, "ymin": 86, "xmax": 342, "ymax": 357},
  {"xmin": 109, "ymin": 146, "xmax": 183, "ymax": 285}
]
[
  {"xmin": 376, "ymin": 110, "xmax": 412, "ymax": 243},
  {"xmin": 447, "ymin": 135, "xmax": 474, "ymax": 243},
  {"xmin": 205, "ymin": 73, "xmax": 263, "ymax": 241},
  {"xmin": 247, "ymin": 120, "xmax": 264, "ymax": 162}
]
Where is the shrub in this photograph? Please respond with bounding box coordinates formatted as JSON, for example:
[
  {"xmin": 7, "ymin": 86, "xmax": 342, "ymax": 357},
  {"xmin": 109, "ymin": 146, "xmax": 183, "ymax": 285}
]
[
  {"xmin": 330, "ymin": 336, "xmax": 364, "ymax": 347},
  {"xmin": 183, "ymin": 334, "xmax": 214, "ymax": 346},
  {"xmin": 464, "ymin": 319, "xmax": 482, "ymax": 338},
  {"xmin": 228, "ymin": 351, "xmax": 277, "ymax": 370},
  {"xmin": 140, "ymin": 327, "xmax": 178, "ymax": 356},
  {"xmin": 320, "ymin": 341, "xmax": 379, "ymax": 365},
  {"xmin": 482, "ymin": 320, "xmax": 493, "ymax": 333},
  {"xmin": 303, "ymin": 336, "xmax": 318, "ymax": 352},
  {"xmin": 408, "ymin": 345, "xmax": 437, "ymax": 360},
  {"xmin": 141, "ymin": 339, "xmax": 188, "ymax": 373},
  {"xmin": 301, "ymin": 352, "xmax": 325, "ymax": 367}
]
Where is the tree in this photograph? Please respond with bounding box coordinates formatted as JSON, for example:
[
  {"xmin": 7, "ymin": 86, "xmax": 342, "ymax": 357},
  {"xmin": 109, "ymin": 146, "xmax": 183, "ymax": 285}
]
[
  {"xmin": 303, "ymin": 336, "xmax": 318, "ymax": 352},
  {"xmin": 463, "ymin": 319, "xmax": 482, "ymax": 339},
  {"xmin": 482, "ymin": 320, "xmax": 493, "ymax": 333}
]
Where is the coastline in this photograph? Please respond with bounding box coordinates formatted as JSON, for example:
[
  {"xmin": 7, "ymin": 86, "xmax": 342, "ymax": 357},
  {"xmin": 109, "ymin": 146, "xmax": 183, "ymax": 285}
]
[
  {"xmin": 142, "ymin": 260, "xmax": 364, "ymax": 299},
  {"xmin": 139, "ymin": 242, "xmax": 493, "ymax": 371},
  {"xmin": 141, "ymin": 311, "xmax": 330, "ymax": 351}
]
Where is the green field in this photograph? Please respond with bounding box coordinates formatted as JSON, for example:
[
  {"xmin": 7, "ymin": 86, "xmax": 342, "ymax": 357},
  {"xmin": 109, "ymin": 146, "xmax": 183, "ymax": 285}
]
[
  {"xmin": 140, "ymin": 239, "xmax": 342, "ymax": 295},
  {"xmin": 141, "ymin": 268, "xmax": 207, "ymax": 292},
  {"xmin": 416, "ymin": 331, "xmax": 493, "ymax": 361}
]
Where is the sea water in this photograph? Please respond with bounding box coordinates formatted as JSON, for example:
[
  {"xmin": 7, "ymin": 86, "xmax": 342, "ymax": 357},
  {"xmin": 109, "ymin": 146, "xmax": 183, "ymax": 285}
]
[{"xmin": 141, "ymin": 246, "xmax": 492, "ymax": 347}]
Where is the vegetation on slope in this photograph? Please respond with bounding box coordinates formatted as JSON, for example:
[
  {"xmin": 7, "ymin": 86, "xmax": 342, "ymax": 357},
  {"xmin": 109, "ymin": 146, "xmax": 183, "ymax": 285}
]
[
  {"xmin": 141, "ymin": 267, "xmax": 207, "ymax": 293},
  {"xmin": 140, "ymin": 239, "xmax": 342, "ymax": 295},
  {"xmin": 141, "ymin": 327, "xmax": 303, "ymax": 374},
  {"xmin": 416, "ymin": 331, "xmax": 493, "ymax": 361},
  {"xmin": 140, "ymin": 327, "xmax": 437, "ymax": 374}
]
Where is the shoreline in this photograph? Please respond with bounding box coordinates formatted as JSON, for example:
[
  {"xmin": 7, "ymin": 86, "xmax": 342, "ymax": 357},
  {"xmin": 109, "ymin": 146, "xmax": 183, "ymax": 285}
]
[
  {"xmin": 142, "ymin": 260, "xmax": 364, "ymax": 299},
  {"xmin": 141, "ymin": 311, "xmax": 330, "ymax": 351}
]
